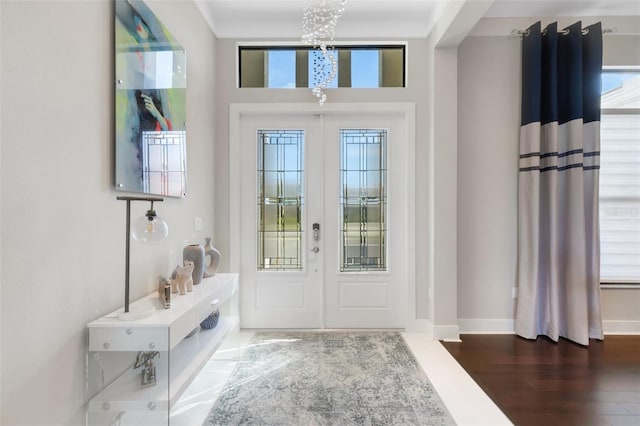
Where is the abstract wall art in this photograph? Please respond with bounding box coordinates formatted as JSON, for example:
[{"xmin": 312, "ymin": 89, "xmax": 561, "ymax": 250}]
[{"xmin": 114, "ymin": 0, "xmax": 187, "ymax": 197}]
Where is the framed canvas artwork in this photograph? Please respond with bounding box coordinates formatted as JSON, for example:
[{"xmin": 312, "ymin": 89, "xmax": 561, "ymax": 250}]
[{"xmin": 114, "ymin": 0, "xmax": 187, "ymax": 197}]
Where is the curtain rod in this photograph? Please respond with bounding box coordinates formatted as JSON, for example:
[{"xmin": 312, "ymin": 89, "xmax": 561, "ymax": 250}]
[{"xmin": 511, "ymin": 27, "xmax": 616, "ymax": 37}]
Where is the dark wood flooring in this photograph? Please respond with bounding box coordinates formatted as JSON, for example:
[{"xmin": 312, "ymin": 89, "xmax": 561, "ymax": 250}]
[{"xmin": 441, "ymin": 334, "xmax": 640, "ymax": 426}]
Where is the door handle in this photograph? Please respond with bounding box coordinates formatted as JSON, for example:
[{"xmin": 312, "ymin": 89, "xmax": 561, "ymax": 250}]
[
  {"xmin": 311, "ymin": 247, "xmax": 320, "ymax": 253},
  {"xmin": 313, "ymin": 223, "xmax": 320, "ymax": 241}
]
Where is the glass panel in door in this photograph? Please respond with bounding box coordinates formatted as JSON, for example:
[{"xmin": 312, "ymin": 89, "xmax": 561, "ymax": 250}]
[
  {"xmin": 257, "ymin": 130, "xmax": 304, "ymax": 271},
  {"xmin": 340, "ymin": 129, "xmax": 387, "ymax": 272}
]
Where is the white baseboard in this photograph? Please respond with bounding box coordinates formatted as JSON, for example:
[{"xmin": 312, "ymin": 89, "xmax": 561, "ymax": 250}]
[
  {"xmin": 432, "ymin": 324, "xmax": 461, "ymax": 341},
  {"xmin": 405, "ymin": 320, "xmax": 461, "ymax": 341},
  {"xmin": 458, "ymin": 318, "xmax": 640, "ymax": 336},
  {"xmin": 602, "ymin": 320, "xmax": 640, "ymax": 335},
  {"xmin": 405, "ymin": 318, "xmax": 434, "ymax": 335},
  {"xmin": 458, "ymin": 319, "xmax": 515, "ymax": 334},
  {"xmin": 404, "ymin": 319, "xmax": 461, "ymax": 341}
]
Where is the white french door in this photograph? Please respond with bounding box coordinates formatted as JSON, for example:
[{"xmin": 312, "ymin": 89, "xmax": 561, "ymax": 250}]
[{"xmin": 238, "ymin": 110, "xmax": 408, "ymax": 329}]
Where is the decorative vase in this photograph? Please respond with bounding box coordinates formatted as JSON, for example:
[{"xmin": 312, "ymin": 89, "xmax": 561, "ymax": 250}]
[
  {"xmin": 203, "ymin": 237, "xmax": 221, "ymax": 278},
  {"xmin": 183, "ymin": 244, "xmax": 205, "ymax": 285}
]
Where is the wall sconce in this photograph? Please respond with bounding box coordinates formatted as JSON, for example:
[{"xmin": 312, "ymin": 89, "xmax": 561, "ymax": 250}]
[{"xmin": 117, "ymin": 196, "xmax": 169, "ymax": 321}]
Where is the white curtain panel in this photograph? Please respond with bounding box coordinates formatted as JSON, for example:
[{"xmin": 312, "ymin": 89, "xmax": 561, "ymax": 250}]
[{"xmin": 516, "ymin": 21, "xmax": 604, "ymax": 345}]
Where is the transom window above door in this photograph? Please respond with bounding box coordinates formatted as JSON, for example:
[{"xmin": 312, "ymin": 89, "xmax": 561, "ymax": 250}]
[{"xmin": 238, "ymin": 44, "xmax": 406, "ymax": 89}]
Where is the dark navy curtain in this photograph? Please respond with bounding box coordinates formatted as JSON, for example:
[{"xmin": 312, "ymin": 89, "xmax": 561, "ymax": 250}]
[{"xmin": 516, "ymin": 21, "xmax": 604, "ymax": 345}]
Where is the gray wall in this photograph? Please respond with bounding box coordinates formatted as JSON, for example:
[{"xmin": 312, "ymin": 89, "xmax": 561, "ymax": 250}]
[
  {"xmin": 0, "ymin": 1, "xmax": 217, "ymax": 424},
  {"xmin": 457, "ymin": 22, "xmax": 640, "ymax": 331}
]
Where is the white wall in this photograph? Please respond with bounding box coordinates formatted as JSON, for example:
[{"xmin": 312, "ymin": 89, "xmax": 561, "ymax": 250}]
[
  {"xmin": 425, "ymin": 0, "xmax": 494, "ymax": 339},
  {"xmin": 0, "ymin": 1, "xmax": 218, "ymax": 424},
  {"xmin": 457, "ymin": 34, "xmax": 520, "ymax": 331},
  {"xmin": 431, "ymin": 46, "xmax": 461, "ymax": 337},
  {"xmin": 0, "ymin": 1, "xmax": 3, "ymax": 422},
  {"xmin": 457, "ymin": 18, "xmax": 640, "ymax": 333}
]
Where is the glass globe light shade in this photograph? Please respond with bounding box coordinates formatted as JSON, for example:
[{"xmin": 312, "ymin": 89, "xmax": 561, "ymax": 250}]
[{"xmin": 132, "ymin": 214, "xmax": 169, "ymax": 242}]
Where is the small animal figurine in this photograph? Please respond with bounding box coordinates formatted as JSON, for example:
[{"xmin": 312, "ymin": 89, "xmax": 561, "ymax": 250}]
[{"xmin": 170, "ymin": 260, "xmax": 194, "ymax": 295}]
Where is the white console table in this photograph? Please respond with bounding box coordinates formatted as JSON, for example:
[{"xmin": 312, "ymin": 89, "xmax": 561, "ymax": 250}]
[{"xmin": 86, "ymin": 273, "xmax": 239, "ymax": 425}]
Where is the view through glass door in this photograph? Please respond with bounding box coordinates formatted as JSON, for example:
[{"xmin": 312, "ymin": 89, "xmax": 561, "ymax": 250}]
[{"xmin": 239, "ymin": 112, "xmax": 407, "ymax": 329}]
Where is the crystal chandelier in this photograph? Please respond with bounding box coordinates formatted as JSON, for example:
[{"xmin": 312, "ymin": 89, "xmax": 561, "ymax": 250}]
[{"xmin": 301, "ymin": 0, "xmax": 346, "ymax": 105}]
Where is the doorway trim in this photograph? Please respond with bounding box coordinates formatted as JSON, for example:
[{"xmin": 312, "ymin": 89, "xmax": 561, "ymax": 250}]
[{"xmin": 229, "ymin": 102, "xmax": 417, "ymax": 329}]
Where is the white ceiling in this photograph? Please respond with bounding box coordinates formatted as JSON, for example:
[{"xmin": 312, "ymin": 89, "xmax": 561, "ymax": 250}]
[
  {"xmin": 485, "ymin": 0, "xmax": 640, "ymax": 18},
  {"xmin": 194, "ymin": 0, "xmax": 640, "ymax": 39}
]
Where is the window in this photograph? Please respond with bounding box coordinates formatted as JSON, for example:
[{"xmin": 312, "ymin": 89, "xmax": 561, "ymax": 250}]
[
  {"xmin": 340, "ymin": 129, "xmax": 387, "ymax": 272},
  {"xmin": 267, "ymin": 50, "xmax": 296, "ymax": 88},
  {"xmin": 239, "ymin": 44, "xmax": 405, "ymax": 89},
  {"xmin": 600, "ymin": 69, "xmax": 640, "ymax": 284},
  {"xmin": 257, "ymin": 130, "xmax": 304, "ymax": 271}
]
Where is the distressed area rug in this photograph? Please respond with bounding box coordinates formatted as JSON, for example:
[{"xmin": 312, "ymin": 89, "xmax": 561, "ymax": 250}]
[{"xmin": 204, "ymin": 332, "xmax": 455, "ymax": 425}]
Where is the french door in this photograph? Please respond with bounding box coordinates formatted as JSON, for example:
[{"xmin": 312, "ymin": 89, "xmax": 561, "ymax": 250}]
[{"xmin": 238, "ymin": 111, "xmax": 407, "ymax": 329}]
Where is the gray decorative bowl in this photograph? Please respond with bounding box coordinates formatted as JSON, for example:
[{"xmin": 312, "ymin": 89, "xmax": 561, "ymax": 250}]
[{"xmin": 200, "ymin": 309, "xmax": 220, "ymax": 330}]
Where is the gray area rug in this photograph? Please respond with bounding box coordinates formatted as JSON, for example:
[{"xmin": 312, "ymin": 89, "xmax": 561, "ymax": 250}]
[{"xmin": 204, "ymin": 332, "xmax": 455, "ymax": 425}]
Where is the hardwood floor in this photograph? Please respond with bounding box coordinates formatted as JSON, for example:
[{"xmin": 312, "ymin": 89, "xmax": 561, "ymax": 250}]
[{"xmin": 441, "ymin": 334, "xmax": 640, "ymax": 426}]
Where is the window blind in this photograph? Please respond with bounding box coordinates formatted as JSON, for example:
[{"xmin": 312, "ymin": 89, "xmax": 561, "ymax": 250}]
[{"xmin": 599, "ymin": 113, "xmax": 640, "ymax": 283}]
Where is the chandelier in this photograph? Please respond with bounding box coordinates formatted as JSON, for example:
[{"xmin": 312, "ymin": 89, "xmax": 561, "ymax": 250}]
[{"xmin": 301, "ymin": 0, "xmax": 346, "ymax": 105}]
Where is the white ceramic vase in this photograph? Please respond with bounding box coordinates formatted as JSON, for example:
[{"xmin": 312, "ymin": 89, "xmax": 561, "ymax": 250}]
[{"xmin": 203, "ymin": 237, "xmax": 221, "ymax": 277}]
